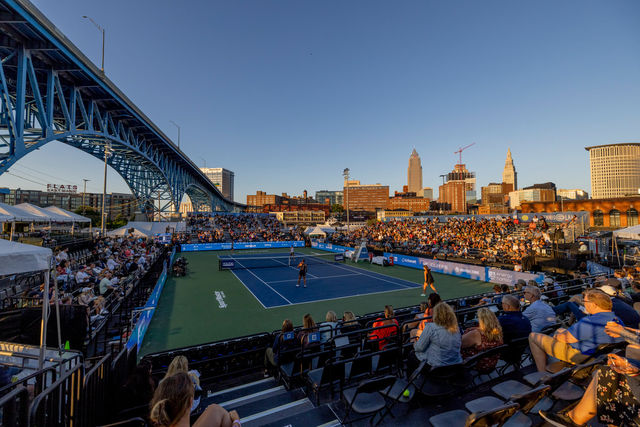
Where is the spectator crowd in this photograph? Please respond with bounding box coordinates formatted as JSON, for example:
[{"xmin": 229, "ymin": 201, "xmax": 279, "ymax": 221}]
[{"xmin": 185, "ymin": 213, "xmax": 304, "ymax": 244}]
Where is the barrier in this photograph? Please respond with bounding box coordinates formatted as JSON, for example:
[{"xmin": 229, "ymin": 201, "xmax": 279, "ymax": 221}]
[
  {"xmin": 126, "ymin": 248, "xmax": 176, "ymax": 351},
  {"xmin": 181, "ymin": 240, "xmax": 305, "ymax": 252}
]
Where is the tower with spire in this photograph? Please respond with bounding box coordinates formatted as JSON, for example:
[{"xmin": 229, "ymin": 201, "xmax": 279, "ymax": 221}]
[
  {"xmin": 407, "ymin": 148, "xmax": 423, "ymax": 194},
  {"xmin": 502, "ymin": 148, "xmax": 517, "ymax": 190}
]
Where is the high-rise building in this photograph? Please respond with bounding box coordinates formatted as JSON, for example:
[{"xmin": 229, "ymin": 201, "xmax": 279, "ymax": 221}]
[
  {"xmin": 502, "ymin": 148, "xmax": 517, "ymax": 191},
  {"xmin": 557, "ymin": 189, "xmax": 589, "ymax": 200},
  {"xmin": 343, "ymin": 183, "xmax": 389, "ymax": 212},
  {"xmin": 585, "ymin": 143, "xmax": 640, "ymax": 199},
  {"xmin": 509, "ymin": 183, "xmax": 556, "ymax": 209},
  {"xmin": 200, "ymin": 168, "xmax": 234, "ymax": 201},
  {"xmin": 407, "ymin": 149, "xmax": 423, "ymax": 194},
  {"xmin": 315, "ymin": 190, "xmax": 343, "ymax": 206},
  {"xmin": 438, "ymin": 164, "xmax": 476, "ymax": 213},
  {"xmin": 419, "ymin": 187, "xmax": 433, "ymax": 199}
]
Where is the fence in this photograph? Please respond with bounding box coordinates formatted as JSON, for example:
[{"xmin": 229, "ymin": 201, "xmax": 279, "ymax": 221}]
[
  {"xmin": 180, "ymin": 240, "xmax": 304, "ymax": 252},
  {"xmin": 80, "ymin": 353, "xmax": 111, "ymax": 426},
  {"xmin": 0, "ymin": 386, "xmax": 29, "ymax": 426},
  {"xmin": 28, "ymin": 362, "xmax": 83, "ymax": 426}
]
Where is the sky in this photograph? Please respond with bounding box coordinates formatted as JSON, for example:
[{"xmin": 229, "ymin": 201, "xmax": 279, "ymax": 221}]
[{"xmin": 1, "ymin": 0, "xmax": 640, "ymax": 203}]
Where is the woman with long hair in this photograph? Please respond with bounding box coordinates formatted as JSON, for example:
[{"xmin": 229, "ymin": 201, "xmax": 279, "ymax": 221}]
[
  {"xmin": 296, "ymin": 314, "xmax": 318, "ymax": 348},
  {"xmin": 461, "ymin": 308, "xmax": 504, "ymax": 372},
  {"xmin": 150, "ymin": 372, "xmax": 240, "ymax": 427},
  {"xmin": 162, "ymin": 356, "xmax": 203, "ymax": 413},
  {"xmin": 409, "ymin": 302, "xmax": 462, "ymax": 373}
]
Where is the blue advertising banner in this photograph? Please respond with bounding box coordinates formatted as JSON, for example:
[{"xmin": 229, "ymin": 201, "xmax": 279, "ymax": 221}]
[
  {"xmin": 486, "ymin": 267, "xmax": 544, "ymax": 286},
  {"xmin": 181, "ymin": 240, "xmax": 305, "ymax": 252},
  {"xmin": 127, "ymin": 248, "xmax": 175, "ymax": 351},
  {"xmin": 383, "ymin": 252, "xmax": 487, "ymax": 282}
]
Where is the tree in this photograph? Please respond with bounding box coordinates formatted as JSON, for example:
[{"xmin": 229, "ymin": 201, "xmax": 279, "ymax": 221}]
[
  {"xmin": 331, "ymin": 204, "xmax": 344, "ymax": 213},
  {"xmin": 75, "ymin": 206, "xmax": 101, "ymax": 227}
]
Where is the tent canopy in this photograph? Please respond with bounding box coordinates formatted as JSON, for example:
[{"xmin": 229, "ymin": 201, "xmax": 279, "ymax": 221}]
[
  {"xmin": 0, "ymin": 202, "xmax": 44, "ymax": 222},
  {"xmin": 107, "ymin": 226, "xmax": 148, "ymax": 238},
  {"xmin": 0, "ymin": 239, "xmax": 52, "ymax": 276},
  {"xmin": 612, "ymin": 225, "xmax": 640, "ymax": 240},
  {"xmin": 306, "ymin": 226, "xmax": 327, "ymax": 237},
  {"xmin": 43, "ymin": 206, "xmax": 91, "ymax": 223},
  {"xmin": 15, "ymin": 203, "xmax": 70, "ymax": 222}
]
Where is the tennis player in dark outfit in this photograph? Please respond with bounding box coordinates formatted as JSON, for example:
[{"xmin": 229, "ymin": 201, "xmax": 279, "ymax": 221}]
[{"xmin": 297, "ymin": 259, "xmax": 307, "ymax": 288}]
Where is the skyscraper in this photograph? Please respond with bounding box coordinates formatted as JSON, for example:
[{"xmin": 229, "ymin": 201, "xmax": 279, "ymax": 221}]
[
  {"xmin": 200, "ymin": 168, "xmax": 234, "ymax": 201},
  {"xmin": 502, "ymin": 148, "xmax": 517, "ymax": 190},
  {"xmin": 585, "ymin": 143, "xmax": 640, "ymax": 199},
  {"xmin": 407, "ymin": 149, "xmax": 423, "ymax": 194}
]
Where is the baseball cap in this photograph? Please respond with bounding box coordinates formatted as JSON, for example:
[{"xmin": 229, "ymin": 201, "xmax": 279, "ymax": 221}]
[
  {"xmin": 543, "ymin": 277, "xmax": 554, "ymax": 285},
  {"xmin": 597, "ymin": 285, "xmax": 617, "ymax": 296}
]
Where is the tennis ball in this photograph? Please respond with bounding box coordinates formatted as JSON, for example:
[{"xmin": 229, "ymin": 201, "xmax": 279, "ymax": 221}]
[{"xmin": 402, "ymin": 389, "xmax": 410, "ymax": 397}]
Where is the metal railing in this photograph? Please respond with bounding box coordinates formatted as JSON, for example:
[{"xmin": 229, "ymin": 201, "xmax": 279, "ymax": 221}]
[
  {"xmin": 80, "ymin": 353, "xmax": 111, "ymax": 426},
  {"xmin": 28, "ymin": 362, "xmax": 84, "ymax": 426},
  {"xmin": 0, "ymin": 385, "xmax": 29, "ymax": 426}
]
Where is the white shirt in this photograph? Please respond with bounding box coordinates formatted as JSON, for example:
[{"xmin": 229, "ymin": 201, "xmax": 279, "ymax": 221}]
[
  {"xmin": 523, "ymin": 300, "xmax": 557, "ymax": 332},
  {"xmin": 107, "ymin": 259, "xmax": 117, "ymax": 270}
]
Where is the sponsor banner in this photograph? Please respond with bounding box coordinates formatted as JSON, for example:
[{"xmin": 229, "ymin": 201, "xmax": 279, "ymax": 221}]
[
  {"xmin": 155, "ymin": 233, "xmax": 172, "ymax": 244},
  {"xmin": 181, "ymin": 240, "xmax": 304, "ymax": 252},
  {"xmin": 381, "ymin": 211, "xmax": 589, "ymax": 224},
  {"xmin": 220, "ymin": 259, "xmax": 236, "ymax": 270},
  {"xmin": 486, "ymin": 268, "xmax": 543, "ymax": 286},
  {"xmin": 334, "ymin": 253, "xmax": 345, "ymax": 262},
  {"xmin": 383, "ymin": 252, "xmax": 487, "ymax": 282}
]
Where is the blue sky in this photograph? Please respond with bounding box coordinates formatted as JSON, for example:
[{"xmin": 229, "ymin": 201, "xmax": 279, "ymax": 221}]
[{"xmin": 1, "ymin": 0, "xmax": 640, "ymax": 202}]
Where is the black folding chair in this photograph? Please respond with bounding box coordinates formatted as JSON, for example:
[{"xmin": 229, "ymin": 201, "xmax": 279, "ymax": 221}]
[{"xmin": 342, "ymin": 375, "xmax": 397, "ymax": 425}]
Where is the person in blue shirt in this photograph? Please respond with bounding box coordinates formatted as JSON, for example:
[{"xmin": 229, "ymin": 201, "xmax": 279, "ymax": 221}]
[
  {"xmin": 498, "ymin": 294, "xmax": 532, "ymax": 343},
  {"xmin": 553, "ymin": 285, "xmax": 640, "ymax": 328},
  {"xmin": 529, "ymin": 289, "xmax": 623, "ymax": 372}
]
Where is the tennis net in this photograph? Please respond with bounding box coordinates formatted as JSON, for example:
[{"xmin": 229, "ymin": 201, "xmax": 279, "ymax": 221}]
[{"xmin": 219, "ymin": 252, "xmax": 345, "ymax": 271}]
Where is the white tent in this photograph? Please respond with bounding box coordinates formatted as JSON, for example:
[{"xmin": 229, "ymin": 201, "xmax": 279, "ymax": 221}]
[
  {"xmin": 0, "ymin": 238, "xmax": 52, "ymax": 276},
  {"xmin": 107, "ymin": 225, "xmax": 148, "ymax": 238},
  {"xmin": 44, "ymin": 206, "xmax": 91, "ymax": 223},
  {"xmin": 306, "ymin": 226, "xmax": 327, "ymax": 238},
  {"xmin": 15, "ymin": 203, "xmax": 71, "ymax": 222},
  {"xmin": 612, "ymin": 225, "xmax": 640, "ymax": 240},
  {"xmin": 0, "ymin": 239, "xmax": 55, "ymax": 369},
  {"xmin": 0, "ymin": 202, "xmax": 44, "ymax": 222}
]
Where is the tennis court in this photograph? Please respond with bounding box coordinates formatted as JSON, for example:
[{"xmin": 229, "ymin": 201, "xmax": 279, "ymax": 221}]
[{"xmin": 219, "ymin": 251, "xmax": 423, "ymax": 308}]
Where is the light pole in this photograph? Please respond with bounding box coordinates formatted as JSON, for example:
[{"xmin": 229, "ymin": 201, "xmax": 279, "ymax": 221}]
[
  {"xmin": 343, "ymin": 168, "xmax": 350, "ymax": 232},
  {"xmin": 82, "ymin": 179, "xmax": 90, "ymax": 215},
  {"xmin": 82, "ymin": 16, "xmax": 105, "ymax": 72},
  {"xmin": 101, "ymin": 144, "xmax": 110, "ymax": 236},
  {"xmin": 169, "ymin": 120, "xmax": 181, "ymax": 149}
]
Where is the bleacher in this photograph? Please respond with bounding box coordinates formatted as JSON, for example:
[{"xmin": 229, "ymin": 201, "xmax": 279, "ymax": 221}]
[{"xmin": 126, "ymin": 275, "xmax": 614, "ymax": 427}]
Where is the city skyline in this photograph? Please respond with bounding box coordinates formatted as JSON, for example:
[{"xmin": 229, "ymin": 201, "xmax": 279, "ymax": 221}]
[{"xmin": 0, "ymin": 0, "xmax": 639, "ymax": 205}]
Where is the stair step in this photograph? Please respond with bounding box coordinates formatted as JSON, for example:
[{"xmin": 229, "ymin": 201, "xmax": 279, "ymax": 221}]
[
  {"xmin": 258, "ymin": 404, "xmax": 341, "ymax": 427},
  {"xmin": 231, "ymin": 389, "xmax": 307, "ymax": 421},
  {"xmin": 241, "ymin": 398, "xmax": 315, "ymax": 427},
  {"xmin": 207, "ymin": 377, "xmax": 277, "ymax": 404}
]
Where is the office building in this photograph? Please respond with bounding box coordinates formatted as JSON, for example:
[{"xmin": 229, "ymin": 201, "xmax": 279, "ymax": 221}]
[
  {"xmin": 502, "ymin": 148, "xmax": 517, "ymax": 190},
  {"xmin": 557, "ymin": 189, "xmax": 589, "ymax": 200},
  {"xmin": 407, "ymin": 149, "xmax": 423, "ymax": 194},
  {"xmin": 0, "ymin": 188, "xmax": 137, "ymax": 220},
  {"xmin": 343, "ymin": 183, "xmax": 389, "ymax": 212},
  {"xmin": 388, "ymin": 191, "xmax": 431, "ymax": 212},
  {"xmin": 419, "ymin": 187, "xmax": 433, "ymax": 199},
  {"xmin": 272, "ymin": 210, "xmax": 325, "ymax": 225},
  {"xmin": 509, "ymin": 183, "xmax": 556, "ymax": 209},
  {"xmin": 585, "ymin": 143, "xmax": 640, "ymax": 199},
  {"xmin": 200, "ymin": 167, "xmax": 234, "ymax": 201},
  {"xmin": 315, "ymin": 190, "xmax": 343, "ymax": 206},
  {"xmin": 438, "ymin": 164, "xmax": 476, "ymax": 213}
]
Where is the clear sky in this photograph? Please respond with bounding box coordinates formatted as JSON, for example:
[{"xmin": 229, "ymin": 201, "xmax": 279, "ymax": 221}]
[{"xmin": 1, "ymin": 0, "xmax": 640, "ymax": 203}]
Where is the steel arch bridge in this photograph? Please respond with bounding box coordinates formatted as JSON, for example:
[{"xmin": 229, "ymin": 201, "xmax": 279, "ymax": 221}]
[{"xmin": 0, "ymin": 0, "xmax": 244, "ymax": 217}]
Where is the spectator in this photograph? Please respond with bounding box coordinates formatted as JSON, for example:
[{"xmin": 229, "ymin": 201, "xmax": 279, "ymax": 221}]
[
  {"xmin": 461, "ymin": 308, "xmax": 504, "ymax": 372},
  {"xmin": 409, "ymin": 302, "xmax": 462, "ymax": 373},
  {"xmin": 339, "ymin": 311, "xmax": 360, "ymax": 335},
  {"xmin": 528, "ymin": 290, "xmax": 623, "ymax": 372},
  {"xmin": 522, "ymin": 285, "xmax": 557, "ymax": 332},
  {"xmin": 264, "ymin": 319, "xmax": 296, "ymax": 375},
  {"xmin": 411, "ymin": 293, "xmax": 441, "ymax": 340},
  {"xmin": 150, "ymin": 372, "xmax": 240, "ymax": 427},
  {"xmin": 119, "ymin": 361, "xmax": 155, "ymax": 411},
  {"xmin": 540, "ymin": 321, "xmax": 640, "ymax": 426},
  {"xmin": 404, "ymin": 301, "xmax": 429, "ymax": 334},
  {"xmin": 161, "ymin": 355, "xmax": 203, "ymax": 413},
  {"xmin": 296, "ymin": 314, "xmax": 318, "ymax": 348},
  {"xmin": 554, "ymin": 285, "xmax": 640, "ymax": 328},
  {"xmin": 319, "ymin": 311, "xmax": 338, "ymax": 343},
  {"xmin": 498, "ymin": 294, "xmax": 531, "ymax": 343},
  {"xmin": 369, "ymin": 305, "xmax": 399, "ymax": 351},
  {"xmin": 98, "ymin": 271, "xmax": 117, "ymax": 296}
]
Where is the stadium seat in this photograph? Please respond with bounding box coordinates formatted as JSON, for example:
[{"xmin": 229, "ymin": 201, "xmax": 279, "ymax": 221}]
[
  {"xmin": 341, "ymin": 375, "xmax": 396, "ymax": 424},
  {"xmin": 429, "ymin": 402, "xmax": 520, "ymax": 427},
  {"xmin": 97, "ymin": 417, "xmax": 147, "ymax": 427},
  {"xmin": 419, "ymin": 363, "xmax": 465, "ymax": 398},
  {"xmin": 376, "ymin": 360, "xmax": 426, "ymax": 425}
]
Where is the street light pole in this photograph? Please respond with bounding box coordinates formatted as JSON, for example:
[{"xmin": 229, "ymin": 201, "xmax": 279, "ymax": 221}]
[
  {"xmin": 169, "ymin": 120, "xmax": 181, "ymax": 149},
  {"xmin": 101, "ymin": 145, "xmax": 109, "ymax": 235},
  {"xmin": 82, "ymin": 179, "xmax": 90, "ymax": 215},
  {"xmin": 82, "ymin": 16, "xmax": 105, "ymax": 72},
  {"xmin": 343, "ymin": 168, "xmax": 350, "ymax": 232}
]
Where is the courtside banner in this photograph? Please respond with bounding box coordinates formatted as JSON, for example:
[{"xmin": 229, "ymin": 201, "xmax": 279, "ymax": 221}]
[
  {"xmin": 311, "ymin": 241, "xmax": 370, "ymax": 259},
  {"xmin": 181, "ymin": 241, "xmax": 304, "ymax": 252},
  {"xmin": 383, "ymin": 253, "xmax": 487, "ymax": 282},
  {"xmin": 486, "ymin": 268, "xmax": 543, "ymax": 286}
]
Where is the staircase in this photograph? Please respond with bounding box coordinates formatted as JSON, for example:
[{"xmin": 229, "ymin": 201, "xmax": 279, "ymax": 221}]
[{"xmin": 198, "ymin": 377, "xmax": 340, "ymax": 427}]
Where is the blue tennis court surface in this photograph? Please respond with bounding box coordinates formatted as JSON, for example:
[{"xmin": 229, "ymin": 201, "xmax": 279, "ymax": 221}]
[{"xmin": 219, "ymin": 252, "xmax": 422, "ymax": 308}]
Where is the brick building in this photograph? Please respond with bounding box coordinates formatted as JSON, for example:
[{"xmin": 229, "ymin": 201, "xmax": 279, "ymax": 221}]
[
  {"xmin": 520, "ymin": 196, "xmax": 640, "ymax": 228},
  {"xmin": 387, "ymin": 191, "xmax": 431, "ymax": 212},
  {"xmin": 438, "ymin": 164, "xmax": 476, "ymax": 213},
  {"xmin": 343, "ymin": 183, "xmax": 389, "ymax": 212}
]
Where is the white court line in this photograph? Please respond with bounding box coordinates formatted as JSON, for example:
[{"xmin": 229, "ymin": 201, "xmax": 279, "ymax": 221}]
[
  {"xmin": 234, "ymin": 259, "xmax": 292, "ymax": 305},
  {"xmin": 229, "ymin": 269, "xmax": 267, "ymax": 309},
  {"xmin": 325, "ymin": 259, "xmax": 420, "ymax": 290},
  {"xmin": 266, "ymin": 273, "xmax": 361, "ymax": 284}
]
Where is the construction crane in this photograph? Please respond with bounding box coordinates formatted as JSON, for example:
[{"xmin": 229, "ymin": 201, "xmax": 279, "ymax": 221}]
[{"xmin": 454, "ymin": 142, "xmax": 476, "ymax": 165}]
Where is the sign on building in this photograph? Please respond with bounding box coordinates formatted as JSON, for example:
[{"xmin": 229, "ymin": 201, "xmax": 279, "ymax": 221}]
[{"xmin": 47, "ymin": 184, "xmax": 78, "ymax": 193}]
